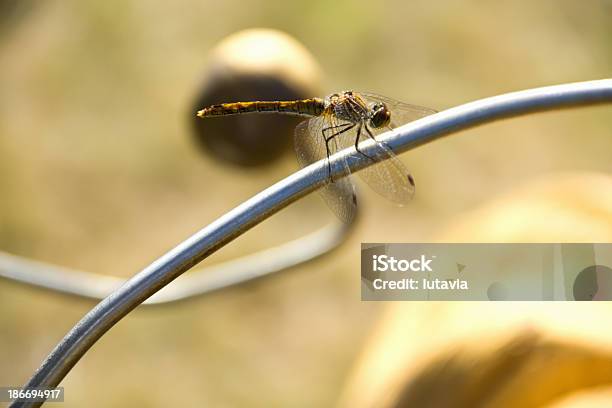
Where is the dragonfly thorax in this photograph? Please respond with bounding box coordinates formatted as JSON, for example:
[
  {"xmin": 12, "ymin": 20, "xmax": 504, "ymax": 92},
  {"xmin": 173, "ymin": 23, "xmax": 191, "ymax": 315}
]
[{"xmin": 325, "ymin": 91, "xmax": 391, "ymax": 128}]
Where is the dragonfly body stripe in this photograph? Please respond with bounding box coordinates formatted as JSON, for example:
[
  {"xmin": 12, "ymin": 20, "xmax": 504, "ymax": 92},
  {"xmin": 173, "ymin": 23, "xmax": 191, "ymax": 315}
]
[{"xmin": 197, "ymin": 98, "xmax": 325, "ymax": 118}]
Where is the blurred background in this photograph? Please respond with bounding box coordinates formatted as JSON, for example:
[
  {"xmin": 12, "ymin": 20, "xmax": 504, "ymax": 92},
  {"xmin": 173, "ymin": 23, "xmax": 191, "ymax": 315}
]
[{"xmin": 1, "ymin": 1, "xmax": 612, "ymax": 407}]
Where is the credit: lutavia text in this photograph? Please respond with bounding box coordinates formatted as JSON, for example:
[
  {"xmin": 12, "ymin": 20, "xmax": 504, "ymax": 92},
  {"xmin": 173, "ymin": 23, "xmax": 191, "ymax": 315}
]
[{"xmin": 370, "ymin": 255, "xmax": 469, "ymax": 290}]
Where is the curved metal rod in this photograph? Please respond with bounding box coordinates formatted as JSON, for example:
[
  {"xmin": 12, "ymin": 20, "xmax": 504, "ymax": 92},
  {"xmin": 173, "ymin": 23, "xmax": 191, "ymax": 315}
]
[
  {"xmin": 12, "ymin": 79, "xmax": 612, "ymax": 407},
  {"xmin": 0, "ymin": 217, "xmax": 353, "ymax": 305}
]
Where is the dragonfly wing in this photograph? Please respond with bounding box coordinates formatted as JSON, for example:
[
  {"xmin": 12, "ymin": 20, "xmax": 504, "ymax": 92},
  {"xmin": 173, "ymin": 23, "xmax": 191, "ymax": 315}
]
[
  {"xmin": 349, "ymin": 93, "xmax": 437, "ymax": 204},
  {"xmin": 360, "ymin": 92, "xmax": 438, "ymax": 126},
  {"xmin": 357, "ymin": 131, "xmax": 416, "ymax": 204},
  {"xmin": 330, "ymin": 121, "xmax": 415, "ymax": 205},
  {"xmin": 294, "ymin": 116, "xmax": 357, "ymax": 223}
]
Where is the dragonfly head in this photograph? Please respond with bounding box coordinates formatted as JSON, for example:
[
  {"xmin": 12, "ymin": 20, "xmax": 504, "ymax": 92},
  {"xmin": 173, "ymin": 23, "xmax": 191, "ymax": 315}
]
[{"xmin": 368, "ymin": 102, "xmax": 391, "ymax": 128}]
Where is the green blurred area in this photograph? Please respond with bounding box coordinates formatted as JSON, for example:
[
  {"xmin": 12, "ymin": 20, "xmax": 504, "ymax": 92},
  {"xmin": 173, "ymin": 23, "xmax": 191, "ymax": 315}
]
[{"xmin": 0, "ymin": 1, "xmax": 611, "ymax": 406}]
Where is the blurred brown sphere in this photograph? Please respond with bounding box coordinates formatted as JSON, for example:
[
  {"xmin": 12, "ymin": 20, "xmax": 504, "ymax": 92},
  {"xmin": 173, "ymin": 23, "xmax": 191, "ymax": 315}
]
[{"xmin": 190, "ymin": 28, "xmax": 322, "ymax": 167}]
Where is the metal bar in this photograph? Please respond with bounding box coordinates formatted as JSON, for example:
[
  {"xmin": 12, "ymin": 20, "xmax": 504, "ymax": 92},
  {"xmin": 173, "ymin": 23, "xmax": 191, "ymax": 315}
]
[
  {"xmin": 0, "ymin": 218, "xmax": 353, "ymax": 304},
  {"xmin": 11, "ymin": 79, "xmax": 612, "ymax": 407}
]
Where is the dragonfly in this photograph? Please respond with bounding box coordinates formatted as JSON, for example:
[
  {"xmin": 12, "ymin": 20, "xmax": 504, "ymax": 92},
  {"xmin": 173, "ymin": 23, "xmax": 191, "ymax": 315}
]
[{"xmin": 197, "ymin": 91, "xmax": 436, "ymax": 223}]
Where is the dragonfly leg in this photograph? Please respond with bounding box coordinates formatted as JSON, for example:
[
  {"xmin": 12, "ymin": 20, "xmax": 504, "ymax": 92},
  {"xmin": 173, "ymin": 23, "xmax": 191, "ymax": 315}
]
[
  {"xmin": 322, "ymin": 123, "xmax": 355, "ymax": 182},
  {"xmin": 354, "ymin": 123, "xmax": 376, "ymax": 163},
  {"xmin": 322, "ymin": 123, "xmax": 352, "ymax": 139}
]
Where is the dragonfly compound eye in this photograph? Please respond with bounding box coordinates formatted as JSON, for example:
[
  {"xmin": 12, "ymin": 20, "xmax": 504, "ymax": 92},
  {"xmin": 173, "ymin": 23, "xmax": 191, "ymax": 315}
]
[{"xmin": 369, "ymin": 103, "xmax": 391, "ymax": 128}]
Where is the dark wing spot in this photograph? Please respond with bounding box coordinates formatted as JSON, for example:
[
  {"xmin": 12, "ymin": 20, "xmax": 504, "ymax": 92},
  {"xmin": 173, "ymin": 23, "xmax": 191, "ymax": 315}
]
[
  {"xmin": 407, "ymin": 174, "xmax": 416, "ymax": 187},
  {"xmin": 352, "ymin": 194, "xmax": 358, "ymax": 206}
]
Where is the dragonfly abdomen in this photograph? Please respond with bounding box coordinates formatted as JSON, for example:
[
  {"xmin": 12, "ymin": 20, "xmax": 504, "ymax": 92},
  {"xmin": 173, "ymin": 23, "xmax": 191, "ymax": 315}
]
[{"xmin": 197, "ymin": 98, "xmax": 325, "ymax": 118}]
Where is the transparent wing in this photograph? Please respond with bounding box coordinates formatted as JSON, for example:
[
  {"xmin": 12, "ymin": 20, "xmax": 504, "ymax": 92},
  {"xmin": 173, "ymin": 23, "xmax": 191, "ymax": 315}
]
[
  {"xmin": 348, "ymin": 93, "xmax": 437, "ymax": 204},
  {"xmin": 361, "ymin": 92, "xmax": 438, "ymax": 126},
  {"xmin": 294, "ymin": 115, "xmax": 357, "ymax": 223}
]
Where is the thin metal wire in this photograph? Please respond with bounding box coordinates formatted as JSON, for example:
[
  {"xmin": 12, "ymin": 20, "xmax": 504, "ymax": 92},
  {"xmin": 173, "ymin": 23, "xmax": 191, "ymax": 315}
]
[
  {"xmin": 0, "ymin": 218, "xmax": 353, "ymax": 304},
  {"xmin": 10, "ymin": 79, "xmax": 612, "ymax": 408}
]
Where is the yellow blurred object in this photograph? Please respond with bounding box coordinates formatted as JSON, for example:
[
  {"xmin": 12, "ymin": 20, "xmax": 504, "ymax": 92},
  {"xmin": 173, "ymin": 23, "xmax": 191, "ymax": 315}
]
[
  {"xmin": 208, "ymin": 28, "xmax": 322, "ymax": 97},
  {"xmin": 440, "ymin": 172, "xmax": 612, "ymax": 242},
  {"xmin": 191, "ymin": 28, "xmax": 322, "ymax": 166},
  {"xmin": 546, "ymin": 387, "xmax": 612, "ymax": 407},
  {"xmin": 338, "ymin": 172, "xmax": 612, "ymax": 408}
]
